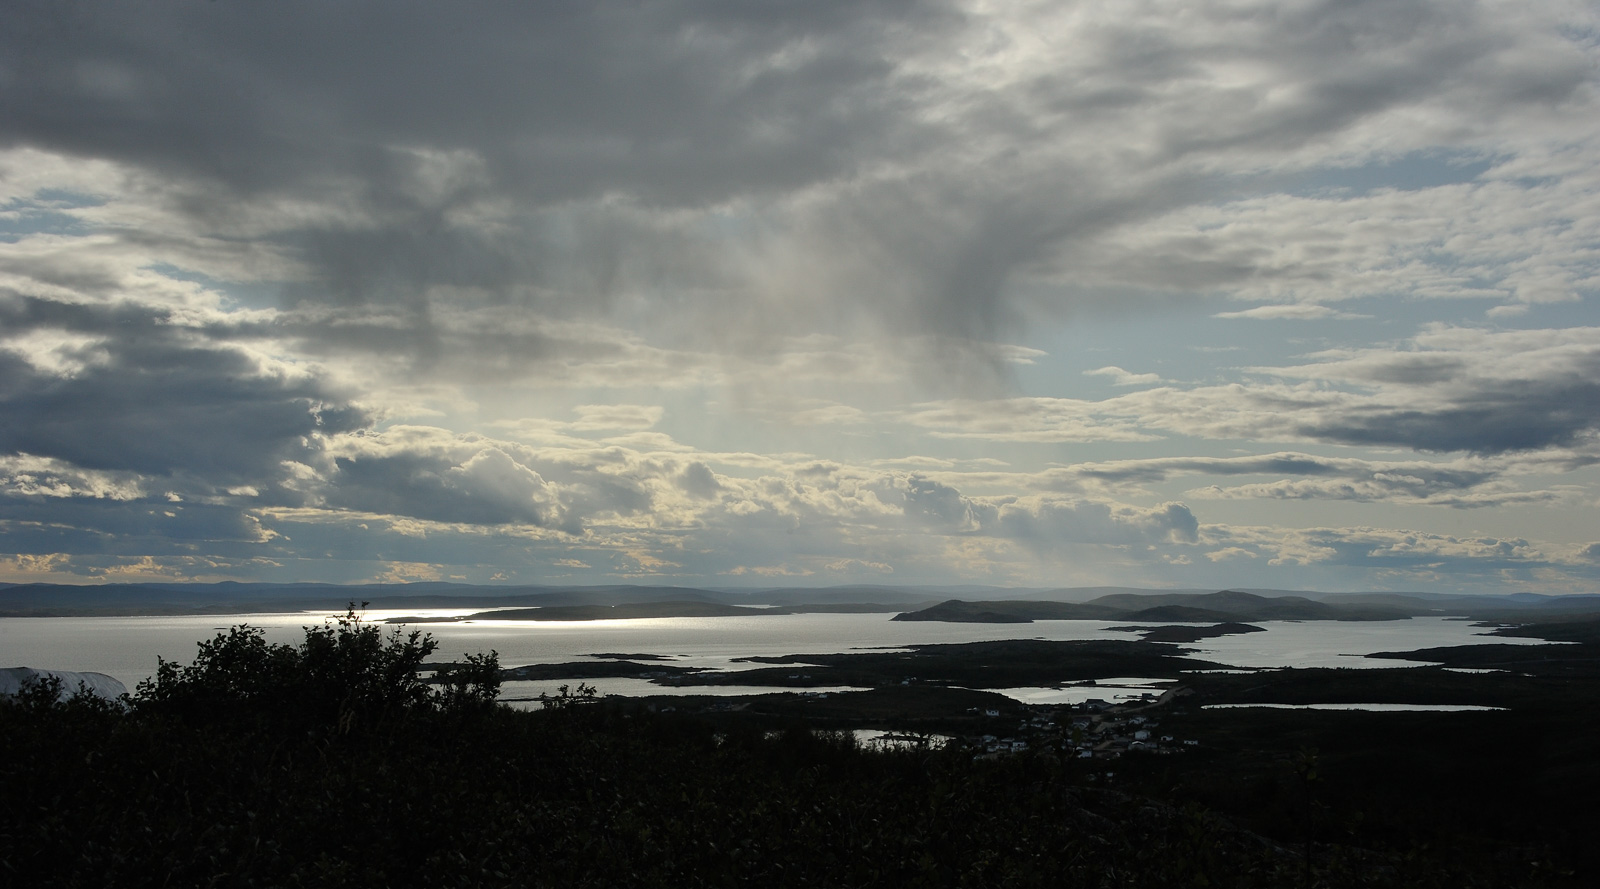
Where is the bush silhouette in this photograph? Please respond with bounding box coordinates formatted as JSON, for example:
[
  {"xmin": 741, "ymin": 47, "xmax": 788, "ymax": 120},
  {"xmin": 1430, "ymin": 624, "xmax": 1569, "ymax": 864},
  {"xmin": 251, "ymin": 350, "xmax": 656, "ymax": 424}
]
[{"xmin": 133, "ymin": 602, "xmax": 499, "ymax": 729}]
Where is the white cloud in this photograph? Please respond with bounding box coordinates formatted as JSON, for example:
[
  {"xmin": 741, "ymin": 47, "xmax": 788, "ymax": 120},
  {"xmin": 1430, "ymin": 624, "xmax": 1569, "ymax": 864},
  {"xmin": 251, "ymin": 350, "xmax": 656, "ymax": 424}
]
[
  {"xmin": 1085, "ymin": 366, "xmax": 1163, "ymax": 386},
  {"xmin": 1213, "ymin": 305, "xmax": 1371, "ymax": 321}
]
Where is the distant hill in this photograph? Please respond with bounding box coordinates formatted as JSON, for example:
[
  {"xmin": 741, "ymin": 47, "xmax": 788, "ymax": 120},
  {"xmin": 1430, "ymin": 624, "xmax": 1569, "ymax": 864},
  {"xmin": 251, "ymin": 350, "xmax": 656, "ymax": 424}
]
[
  {"xmin": 889, "ymin": 599, "xmax": 1121, "ymax": 623},
  {"xmin": 897, "ymin": 590, "xmax": 1450, "ymax": 624},
  {"xmin": 396, "ymin": 601, "xmax": 783, "ymax": 622},
  {"xmin": 4, "ymin": 581, "xmax": 1598, "ymax": 620},
  {"xmin": 1120, "ymin": 606, "xmax": 1240, "ymax": 623}
]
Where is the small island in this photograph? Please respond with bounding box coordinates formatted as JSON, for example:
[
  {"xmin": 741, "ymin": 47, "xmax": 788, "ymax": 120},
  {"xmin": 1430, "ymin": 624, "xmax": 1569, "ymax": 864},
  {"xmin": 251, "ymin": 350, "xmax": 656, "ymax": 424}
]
[{"xmin": 1104, "ymin": 622, "xmax": 1267, "ymax": 643}]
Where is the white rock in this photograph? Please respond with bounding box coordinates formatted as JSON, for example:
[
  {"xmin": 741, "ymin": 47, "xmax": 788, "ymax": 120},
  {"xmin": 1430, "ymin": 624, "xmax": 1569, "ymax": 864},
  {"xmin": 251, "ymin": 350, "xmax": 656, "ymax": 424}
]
[{"xmin": 0, "ymin": 667, "xmax": 128, "ymax": 702}]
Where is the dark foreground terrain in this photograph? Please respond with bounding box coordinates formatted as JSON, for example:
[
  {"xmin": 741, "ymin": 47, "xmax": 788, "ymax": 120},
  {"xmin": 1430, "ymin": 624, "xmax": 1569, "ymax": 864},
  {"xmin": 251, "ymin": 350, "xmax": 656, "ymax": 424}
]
[{"xmin": 3, "ymin": 614, "xmax": 1598, "ymax": 887}]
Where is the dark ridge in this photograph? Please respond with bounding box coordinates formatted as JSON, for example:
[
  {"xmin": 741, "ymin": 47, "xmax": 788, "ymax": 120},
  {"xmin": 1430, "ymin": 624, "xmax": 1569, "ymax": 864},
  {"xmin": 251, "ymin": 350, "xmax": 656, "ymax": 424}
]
[
  {"xmin": 890, "ymin": 599, "xmax": 1119, "ymax": 623},
  {"xmin": 392, "ymin": 601, "xmax": 786, "ymax": 623},
  {"xmin": 1106, "ymin": 622, "xmax": 1267, "ymax": 643},
  {"xmin": 1120, "ymin": 605, "xmax": 1240, "ymax": 623},
  {"xmin": 893, "ymin": 593, "xmax": 1415, "ymax": 624}
]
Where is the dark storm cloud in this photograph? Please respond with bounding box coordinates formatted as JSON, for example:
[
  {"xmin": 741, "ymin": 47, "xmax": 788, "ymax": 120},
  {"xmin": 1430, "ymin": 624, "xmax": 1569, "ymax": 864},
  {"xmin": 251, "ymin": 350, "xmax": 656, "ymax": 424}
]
[
  {"xmin": 1071, "ymin": 453, "xmax": 1504, "ymax": 500},
  {"xmin": 3, "ymin": 0, "xmax": 940, "ymax": 204},
  {"xmin": 1298, "ymin": 382, "xmax": 1600, "ymax": 455},
  {"xmin": 913, "ymin": 327, "xmax": 1600, "ymax": 458},
  {"xmin": 7, "ymin": 0, "xmax": 1586, "ymax": 354},
  {"xmin": 1074, "ymin": 453, "xmax": 1361, "ymax": 485},
  {"xmin": 0, "ymin": 498, "xmax": 276, "ymax": 554},
  {"xmin": 325, "ymin": 451, "xmax": 578, "ymax": 532},
  {"xmin": 318, "ymin": 431, "xmax": 667, "ymax": 535},
  {"xmin": 1279, "ymin": 330, "xmax": 1600, "ymax": 455},
  {"xmin": 0, "ymin": 293, "xmax": 367, "ymax": 485},
  {"xmin": 0, "ymin": 0, "xmax": 976, "ymax": 365}
]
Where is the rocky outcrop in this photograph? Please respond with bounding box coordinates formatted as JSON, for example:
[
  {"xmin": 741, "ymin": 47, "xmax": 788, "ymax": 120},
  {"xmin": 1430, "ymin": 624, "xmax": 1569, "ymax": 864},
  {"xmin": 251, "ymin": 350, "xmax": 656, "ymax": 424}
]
[{"xmin": 0, "ymin": 667, "xmax": 127, "ymax": 702}]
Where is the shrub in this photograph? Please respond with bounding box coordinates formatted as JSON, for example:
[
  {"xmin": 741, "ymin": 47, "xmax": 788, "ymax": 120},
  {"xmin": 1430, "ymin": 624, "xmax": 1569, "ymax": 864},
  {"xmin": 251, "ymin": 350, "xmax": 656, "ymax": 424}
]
[{"xmin": 133, "ymin": 602, "xmax": 499, "ymax": 729}]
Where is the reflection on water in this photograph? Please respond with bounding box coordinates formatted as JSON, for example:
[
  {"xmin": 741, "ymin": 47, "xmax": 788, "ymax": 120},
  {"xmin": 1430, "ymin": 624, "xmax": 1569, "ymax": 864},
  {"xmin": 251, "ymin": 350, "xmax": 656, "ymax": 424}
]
[
  {"xmin": 0, "ymin": 611, "xmax": 1552, "ymax": 692},
  {"xmin": 1171, "ymin": 618, "xmax": 1551, "ymax": 670},
  {"xmin": 995, "ymin": 679, "xmax": 1174, "ymax": 706}
]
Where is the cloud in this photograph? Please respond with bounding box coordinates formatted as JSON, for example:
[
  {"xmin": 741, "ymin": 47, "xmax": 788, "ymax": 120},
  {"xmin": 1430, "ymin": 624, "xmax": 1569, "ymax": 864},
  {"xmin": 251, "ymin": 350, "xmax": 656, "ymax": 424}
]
[
  {"xmin": 2, "ymin": 1, "xmax": 1593, "ymax": 364},
  {"xmin": 568, "ymin": 404, "xmax": 665, "ymax": 431},
  {"xmin": 0, "ymin": 293, "xmax": 367, "ymax": 489},
  {"xmin": 908, "ymin": 326, "xmax": 1600, "ymax": 456},
  {"xmin": 1084, "ymin": 366, "xmax": 1163, "ymax": 386},
  {"xmin": 1213, "ymin": 305, "xmax": 1371, "ymax": 320},
  {"xmin": 0, "ymin": 454, "xmax": 144, "ymax": 501},
  {"xmin": 897, "ymin": 397, "xmax": 1161, "ymax": 443},
  {"xmin": 1268, "ymin": 326, "xmax": 1600, "ymax": 453},
  {"xmin": 1061, "ymin": 450, "xmax": 1572, "ymax": 508},
  {"xmin": 677, "ymin": 461, "xmax": 724, "ymax": 500},
  {"xmin": 1187, "ymin": 479, "xmax": 1565, "ymax": 509},
  {"xmin": 3, "ymin": 2, "xmax": 1600, "ymax": 592},
  {"xmin": 997, "ymin": 499, "xmax": 1200, "ymax": 548},
  {"xmin": 1167, "ymin": 523, "xmax": 1600, "ymax": 591}
]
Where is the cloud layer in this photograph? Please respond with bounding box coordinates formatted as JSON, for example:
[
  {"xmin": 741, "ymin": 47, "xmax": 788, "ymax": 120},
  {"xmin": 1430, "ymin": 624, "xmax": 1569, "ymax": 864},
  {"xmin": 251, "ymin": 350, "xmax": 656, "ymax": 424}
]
[{"xmin": 2, "ymin": 1, "xmax": 1599, "ymax": 591}]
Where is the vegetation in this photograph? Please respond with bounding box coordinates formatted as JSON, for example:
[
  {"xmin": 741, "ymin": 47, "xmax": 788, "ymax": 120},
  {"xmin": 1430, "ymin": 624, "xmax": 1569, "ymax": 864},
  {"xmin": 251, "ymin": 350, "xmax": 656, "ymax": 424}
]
[
  {"xmin": 2, "ymin": 610, "xmax": 1596, "ymax": 887},
  {"xmin": 133, "ymin": 603, "xmax": 502, "ymax": 729},
  {"xmin": 711, "ymin": 638, "xmax": 1234, "ymax": 687}
]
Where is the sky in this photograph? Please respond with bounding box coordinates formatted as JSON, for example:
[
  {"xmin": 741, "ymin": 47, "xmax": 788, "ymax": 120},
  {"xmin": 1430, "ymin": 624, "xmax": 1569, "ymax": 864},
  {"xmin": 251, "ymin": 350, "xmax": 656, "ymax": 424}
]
[{"xmin": 2, "ymin": 1, "xmax": 1600, "ymax": 594}]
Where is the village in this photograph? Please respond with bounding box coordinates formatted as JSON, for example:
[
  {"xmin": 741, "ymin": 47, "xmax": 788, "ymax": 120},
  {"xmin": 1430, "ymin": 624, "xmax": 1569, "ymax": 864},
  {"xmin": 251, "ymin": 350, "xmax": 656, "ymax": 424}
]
[{"xmin": 957, "ymin": 692, "xmax": 1203, "ymax": 760}]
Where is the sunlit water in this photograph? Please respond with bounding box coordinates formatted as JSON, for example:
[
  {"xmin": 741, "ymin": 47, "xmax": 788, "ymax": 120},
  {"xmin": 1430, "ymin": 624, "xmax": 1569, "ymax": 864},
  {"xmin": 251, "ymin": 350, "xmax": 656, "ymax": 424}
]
[
  {"xmin": 0, "ymin": 610, "xmax": 1553, "ymax": 698},
  {"xmin": 995, "ymin": 679, "xmax": 1175, "ymax": 706}
]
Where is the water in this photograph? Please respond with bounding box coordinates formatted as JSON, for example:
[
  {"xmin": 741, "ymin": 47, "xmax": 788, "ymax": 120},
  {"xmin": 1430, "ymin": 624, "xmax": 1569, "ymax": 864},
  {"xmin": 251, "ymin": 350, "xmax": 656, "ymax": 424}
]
[
  {"xmin": 1168, "ymin": 618, "xmax": 1543, "ymax": 670},
  {"xmin": 994, "ymin": 679, "xmax": 1174, "ymax": 706},
  {"xmin": 0, "ymin": 610, "xmax": 1552, "ymax": 695}
]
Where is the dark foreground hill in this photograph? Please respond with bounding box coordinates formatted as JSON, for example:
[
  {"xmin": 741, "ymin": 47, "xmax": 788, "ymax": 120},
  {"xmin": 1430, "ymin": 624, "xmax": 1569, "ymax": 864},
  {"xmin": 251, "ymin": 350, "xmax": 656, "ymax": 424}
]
[{"xmin": 4, "ymin": 614, "xmax": 1596, "ymax": 887}]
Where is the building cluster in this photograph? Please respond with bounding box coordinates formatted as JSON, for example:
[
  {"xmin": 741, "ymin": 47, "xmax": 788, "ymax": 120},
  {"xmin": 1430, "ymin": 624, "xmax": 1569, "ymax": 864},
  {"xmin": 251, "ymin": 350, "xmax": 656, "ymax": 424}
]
[{"xmin": 964, "ymin": 698, "xmax": 1199, "ymax": 760}]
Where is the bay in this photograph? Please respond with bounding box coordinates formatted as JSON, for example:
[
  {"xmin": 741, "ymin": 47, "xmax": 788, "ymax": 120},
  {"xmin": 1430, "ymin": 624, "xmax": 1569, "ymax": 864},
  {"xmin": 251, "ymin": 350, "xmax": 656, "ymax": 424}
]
[{"xmin": 0, "ymin": 608, "xmax": 1553, "ymax": 697}]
